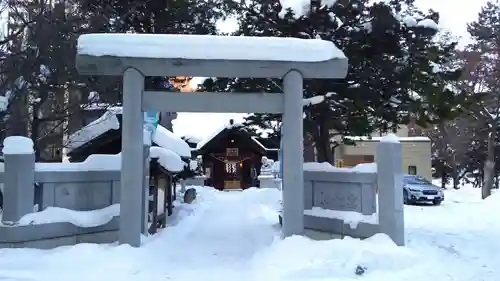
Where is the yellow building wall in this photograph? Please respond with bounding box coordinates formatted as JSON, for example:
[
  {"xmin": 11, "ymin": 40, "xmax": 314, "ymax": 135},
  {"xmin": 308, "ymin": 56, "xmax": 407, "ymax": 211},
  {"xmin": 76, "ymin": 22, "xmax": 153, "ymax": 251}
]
[{"xmin": 335, "ymin": 140, "xmax": 432, "ymax": 181}]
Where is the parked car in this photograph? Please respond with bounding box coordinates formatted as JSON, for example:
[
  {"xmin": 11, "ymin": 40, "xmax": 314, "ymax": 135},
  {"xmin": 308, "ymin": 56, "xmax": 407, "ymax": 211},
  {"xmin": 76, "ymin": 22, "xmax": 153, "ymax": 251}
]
[{"xmin": 403, "ymin": 175, "xmax": 444, "ymax": 205}]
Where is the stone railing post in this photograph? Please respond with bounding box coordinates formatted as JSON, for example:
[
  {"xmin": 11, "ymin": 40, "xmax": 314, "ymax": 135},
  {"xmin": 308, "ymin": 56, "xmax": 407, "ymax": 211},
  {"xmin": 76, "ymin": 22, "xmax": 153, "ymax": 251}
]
[
  {"xmin": 2, "ymin": 136, "xmax": 35, "ymax": 223},
  {"xmin": 258, "ymin": 174, "xmax": 275, "ymax": 189},
  {"xmin": 179, "ymin": 179, "xmax": 186, "ymax": 193},
  {"xmin": 376, "ymin": 135, "xmax": 405, "ymax": 246}
]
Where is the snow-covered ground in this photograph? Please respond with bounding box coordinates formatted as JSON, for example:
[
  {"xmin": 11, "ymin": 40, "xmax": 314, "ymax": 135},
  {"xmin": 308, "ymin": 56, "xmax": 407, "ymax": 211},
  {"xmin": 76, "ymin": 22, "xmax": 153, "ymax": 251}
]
[{"xmin": 0, "ymin": 183, "xmax": 499, "ymax": 281}]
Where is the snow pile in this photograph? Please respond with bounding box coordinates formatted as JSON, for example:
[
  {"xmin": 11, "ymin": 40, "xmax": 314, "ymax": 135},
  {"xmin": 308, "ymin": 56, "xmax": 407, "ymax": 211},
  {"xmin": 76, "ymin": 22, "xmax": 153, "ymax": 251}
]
[
  {"xmin": 380, "ymin": 133, "xmax": 400, "ymax": 143},
  {"xmin": 303, "ymin": 162, "xmax": 348, "ymax": 172},
  {"xmin": 1, "ymin": 186, "xmax": 500, "ymax": 280},
  {"xmin": 15, "ymin": 204, "xmax": 119, "ymax": 227},
  {"xmin": 189, "ymin": 160, "xmax": 198, "ymax": 171},
  {"xmin": 67, "ymin": 107, "xmax": 122, "ymax": 152},
  {"xmin": 279, "ymin": 0, "xmax": 312, "ymax": 18},
  {"xmin": 297, "ymin": 162, "xmax": 376, "ymax": 173},
  {"xmin": 304, "ymin": 206, "xmax": 377, "ymax": 228},
  {"xmin": 271, "ymin": 161, "xmax": 378, "ymax": 174},
  {"xmin": 417, "ymin": 18, "xmax": 438, "ymax": 30},
  {"xmin": 278, "ymin": 0, "xmax": 341, "ymax": 18},
  {"xmin": 398, "ymin": 13, "xmax": 438, "ymax": 30},
  {"xmin": 253, "ymin": 233, "xmax": 418, "ymax": 280},
  {"xmin": 38, "ymin": 147, "xmax": 184, "ymax": 173},
  {"xmin": 2, "ymin": 136, "xmax": 34, "ymax": 155},
  {"xmin": 402, "ymin": 15, "xmax": 418, "ymax": 27},
  {"xmin": 0, "ymin": 95, "xmax": 8, "ymax": 112},
  {"xmin": 150, "ymin": 146, "xmax": 185, "ymax": 172},
  {"xmin": 36, "ymin": 154, "xmax": 121, "ymax": 171},
  {"xmin": 303, "ymin": 95, "xmax": 325, "ymax": 106},
  {"xmin": 352, "ymin": 162, "xmax": 377, "ymax": 173},
  {"xmin": 303, "ymin": 92, "xmax": 335, "ymax": 107},
  {"xmin": 78, "ymin": 33, "xmax": 346, "ymax": 62}
]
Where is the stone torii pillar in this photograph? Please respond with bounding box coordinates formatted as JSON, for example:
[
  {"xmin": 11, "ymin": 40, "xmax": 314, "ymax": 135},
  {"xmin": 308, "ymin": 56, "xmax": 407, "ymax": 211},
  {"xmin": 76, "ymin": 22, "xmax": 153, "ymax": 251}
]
[{"xmin": 75, "ymin": 34, "xmax": 348, "ymax": 247}]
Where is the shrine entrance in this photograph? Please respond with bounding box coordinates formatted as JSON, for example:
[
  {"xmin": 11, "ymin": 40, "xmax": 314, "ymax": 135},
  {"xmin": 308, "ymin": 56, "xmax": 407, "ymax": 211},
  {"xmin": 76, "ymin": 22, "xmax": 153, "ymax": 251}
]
[
  {"xmin": 224, "ymin": 159, "xmax": 241, "ymax": 190},
  {"xmin": 198, "ymin": 124, "xmax": 266, "ymax": 190},
  {"xmin": 75, "ymin": 33, "xmax": 348, "ymax": 247}
]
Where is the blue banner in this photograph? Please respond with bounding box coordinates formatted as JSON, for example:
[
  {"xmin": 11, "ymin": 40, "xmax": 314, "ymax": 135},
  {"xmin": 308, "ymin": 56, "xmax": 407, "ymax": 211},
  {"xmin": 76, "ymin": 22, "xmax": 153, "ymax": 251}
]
[
  {"xmin": 144, "ymin": 111, "xmax": 160, "ymax": 128},
  {"xmin": 143, "ymin": 111, "xmax": 160, "ymax": 146}
]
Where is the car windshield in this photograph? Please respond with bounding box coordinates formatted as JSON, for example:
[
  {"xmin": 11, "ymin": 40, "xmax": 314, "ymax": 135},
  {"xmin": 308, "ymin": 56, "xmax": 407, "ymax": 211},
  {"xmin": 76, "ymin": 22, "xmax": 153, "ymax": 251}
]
[{"xmin": 404, "ymin": 176, "xmax": 431, "ymax": 185}]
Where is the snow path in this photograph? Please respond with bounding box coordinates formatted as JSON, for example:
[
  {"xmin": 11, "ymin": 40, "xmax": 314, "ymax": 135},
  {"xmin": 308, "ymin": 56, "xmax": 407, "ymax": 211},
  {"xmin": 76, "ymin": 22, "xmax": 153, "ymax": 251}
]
[
  {"xmin": 0, "ymin": 188, "xmax": 282, "ymax": 281},
  {"xmin": 0, "ymin": 185, "xmax": 499, "ymax": 281}
]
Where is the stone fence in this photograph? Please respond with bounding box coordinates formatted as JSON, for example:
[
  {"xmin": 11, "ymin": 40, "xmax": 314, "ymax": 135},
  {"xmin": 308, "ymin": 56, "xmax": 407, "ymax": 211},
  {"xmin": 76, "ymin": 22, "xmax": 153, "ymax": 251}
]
[
  {"xmin": 273, "ymin": 136, "xmax": 405, "ymax": 246},
  {"xmin": 0, "ymin": 141, "xmax": 122, "ymax": 248}
]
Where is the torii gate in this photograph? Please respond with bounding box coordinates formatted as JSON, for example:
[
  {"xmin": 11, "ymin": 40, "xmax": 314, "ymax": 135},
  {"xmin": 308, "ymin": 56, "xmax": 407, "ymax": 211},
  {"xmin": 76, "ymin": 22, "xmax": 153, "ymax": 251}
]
[{"xmin": 75, "ymin": 34, "xmax": 348, "ymax": 247}]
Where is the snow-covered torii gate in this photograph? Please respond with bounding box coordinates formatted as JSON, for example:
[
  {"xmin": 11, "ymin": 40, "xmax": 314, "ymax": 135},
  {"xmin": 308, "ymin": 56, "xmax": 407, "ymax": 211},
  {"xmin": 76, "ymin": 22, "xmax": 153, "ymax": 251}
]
[{"xmin": 75, "ymin": 34, "xmax": 348, "ymax": 247}]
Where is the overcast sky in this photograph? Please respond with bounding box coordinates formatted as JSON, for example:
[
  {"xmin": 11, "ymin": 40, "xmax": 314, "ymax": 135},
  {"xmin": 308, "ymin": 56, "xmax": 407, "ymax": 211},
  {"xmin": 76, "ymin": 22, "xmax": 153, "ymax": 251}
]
[{"xmin": 172, "ymin": 0, "xmax": 487, "ymax": 140}]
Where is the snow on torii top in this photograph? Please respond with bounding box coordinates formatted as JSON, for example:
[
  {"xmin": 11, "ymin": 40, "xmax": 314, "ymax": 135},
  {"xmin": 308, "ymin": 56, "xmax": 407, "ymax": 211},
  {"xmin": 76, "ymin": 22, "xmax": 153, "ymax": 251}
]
[
  {"xmin": 75, "ymin": 34, "xmax": 348, "ymax": 78},
  {"xmin": 77, "ymin": 33, "xmax": 346, "ymax": 62}
]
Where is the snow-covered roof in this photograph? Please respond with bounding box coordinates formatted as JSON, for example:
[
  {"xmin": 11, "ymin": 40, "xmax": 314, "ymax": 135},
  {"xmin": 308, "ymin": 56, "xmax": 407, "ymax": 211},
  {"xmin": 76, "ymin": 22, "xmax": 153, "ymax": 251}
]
[
  {"xmin": 153, "ymin": 125, "xmax": 192, "ymax": 158},
  {"xmin": 149, "ymin": 146, "xmax": 185, "ymax": 172},
  {"xmin": 251, "ymin": 136, "xmax": 268, "ymax": 150},
  {"xmin": 67, "ymin": 107, "xmax": 122, "ymax": 152},
  {"xmin": 77, "ymin": 34, "xmax": 346, "ymax": 62},
  {"xmin": 66, "ymin": 107, "xmax": 191, "ymax": 158},
  {"xmin": 196, "ymin": 123, "xmax": 243, "ymax": 150},
  {"xmin": 196, "ymin": 123, "xmax": 276, "ymax": 150},
  {"xmin": 196, "ymin": 123, "xmax": 271, "ymax": 151}
]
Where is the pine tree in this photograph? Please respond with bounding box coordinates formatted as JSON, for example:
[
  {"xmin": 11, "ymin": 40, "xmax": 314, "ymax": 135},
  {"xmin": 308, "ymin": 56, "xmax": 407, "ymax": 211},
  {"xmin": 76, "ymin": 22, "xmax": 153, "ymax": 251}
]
[
  {"xmin": 0, "ymin": 0, "xmax": 89, "ymax": 160},
  {"xmin": 463, "ymin": 0, "xmax": 500, "ymax": 198},
  {"xmin": 202, "ymin": 0, "xmax": 464, "ymax": 162}
]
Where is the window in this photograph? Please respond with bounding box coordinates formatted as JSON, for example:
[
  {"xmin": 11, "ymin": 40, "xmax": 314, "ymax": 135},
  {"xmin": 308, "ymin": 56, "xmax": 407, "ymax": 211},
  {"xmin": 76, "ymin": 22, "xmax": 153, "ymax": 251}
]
[{"xmin": 408, "ymin": 165, "xmax": 417, "ymax": 175}]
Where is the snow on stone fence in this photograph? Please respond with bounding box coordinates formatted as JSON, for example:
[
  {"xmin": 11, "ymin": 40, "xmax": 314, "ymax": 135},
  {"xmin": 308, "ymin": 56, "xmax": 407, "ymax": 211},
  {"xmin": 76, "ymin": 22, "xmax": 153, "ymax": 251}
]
[
  {"xmin": 271, "ymin": 134, "xmax": 405, "ymax": 246},
  {"xmin": 0, "ymin": 136, "xmax": 127, "ymax": 248}
]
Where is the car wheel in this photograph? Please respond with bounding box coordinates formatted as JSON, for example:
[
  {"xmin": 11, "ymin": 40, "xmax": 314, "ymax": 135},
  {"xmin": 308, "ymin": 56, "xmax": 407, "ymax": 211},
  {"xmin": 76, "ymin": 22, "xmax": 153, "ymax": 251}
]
[
  {"xmin": 403, "ymin": 190, "xmax": 410, "ymax": 205},
  {"xmin": 433, "ymin": 199, "xmax": 442, "ymax": 206}
]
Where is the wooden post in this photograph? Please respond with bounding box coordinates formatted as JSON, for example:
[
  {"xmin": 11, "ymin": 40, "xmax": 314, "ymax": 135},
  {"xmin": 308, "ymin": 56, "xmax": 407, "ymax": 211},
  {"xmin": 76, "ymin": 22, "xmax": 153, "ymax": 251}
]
[
  {"xmin": 149, "ymin": 159, "xmax": 158, "ymax": 234},
  {"xmin": 167, "ymin": 175, "xmax": 173, "ymax": 216}
]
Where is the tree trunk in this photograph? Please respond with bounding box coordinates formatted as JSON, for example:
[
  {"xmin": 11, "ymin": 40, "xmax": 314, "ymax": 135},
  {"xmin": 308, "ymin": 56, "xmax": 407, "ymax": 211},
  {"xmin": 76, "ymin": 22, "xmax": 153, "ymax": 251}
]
[
  {"xmin": 31, "ymin": 115, "xmax": 41, "ymax": 162},
  {"xmin": 450, "ymin": 165, "xmax": 460, "ymax": 189},
  {"xmin": 482, "ymin": 128, "xmax": 496, "ymax": 199},
  {"xmin": 440, "ymin": 168, "xmax": 447, "ymax": 189},
  {"xmin": 313, "ymin": 116, "xmax": 333, "ymax": 163}
]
